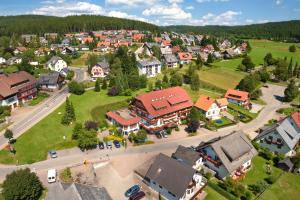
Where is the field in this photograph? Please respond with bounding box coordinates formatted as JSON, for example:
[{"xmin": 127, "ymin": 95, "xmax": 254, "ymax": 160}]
[
  {"xmin": 0, "ymin": 90, "xmax": 134, "ymax": 164},
  {"xmin": 204, "ymin": 186, "xmax": 228, "ymax": 200}
]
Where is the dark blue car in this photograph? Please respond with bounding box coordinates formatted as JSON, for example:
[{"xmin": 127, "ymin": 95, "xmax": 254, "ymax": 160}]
[
  {"xmin": 125, "ymin": 185, "xmax": 140, "ymax": 197},
  {"xmin": 113, "ymin": 140, "xmax": 121, "ymax": 148}
]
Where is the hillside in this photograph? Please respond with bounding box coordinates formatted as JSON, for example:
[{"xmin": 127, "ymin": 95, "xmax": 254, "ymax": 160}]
[
  {"xmin": 0, "ymin": 15, "xmax": 160, "ymax": 36},
  {"xmin": 166, "ymin": 20, "xmax": 300, "ymax": 42}
]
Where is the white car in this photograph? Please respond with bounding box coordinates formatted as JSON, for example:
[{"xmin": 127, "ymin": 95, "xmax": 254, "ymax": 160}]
[{"xmin": 47, "ymin": 169, "xmax": 57, "ymax": 183}]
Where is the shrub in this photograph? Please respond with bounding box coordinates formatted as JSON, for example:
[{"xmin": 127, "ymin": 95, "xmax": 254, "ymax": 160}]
[
  {"xmin": 84, "ymin": 120, "xmax": 98, "ymax": 131},
  {"xmin": 107, "ymin": 86, "xmax": 119, "ymax": 96},
  {"xmin": 264, "ymin": 176, "xmax": 277, "ymax": 184},
  {"xmin": 66, "ymin": 70, "xmax": 75, "ymax": 80},
  {"xmin": 249, "ymin": 180, "xmax": 268, "ymax": 195},
  {"xmin": 68, "ymin": 81, "xmax": 85, "ymax": 95},
  {"xmin": 59, "ymin": 167, "xmax": 73, "ymax": 183}
]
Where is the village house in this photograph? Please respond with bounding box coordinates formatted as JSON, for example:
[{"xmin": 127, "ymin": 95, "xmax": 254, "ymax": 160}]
[
  {"xmin": 137, "ymin": 58, "xmax": 161, "ymax": 77},
  {"xmin": 177, "ymin": 52, "xmax": 193, "ymax": 65},
  {"xmin": 21, "ymin": 34, "xmax": 36, "ymax": 43},
  {"xmin": 225, "ymin": 89, "xmax": 250, "ymax": 109},
  {"xmin": 37, "ymin": 71, "xmax": 64, "ymax": 91},
  {"xmin": 13, "ymin": 46, "xmax": 27, "ymax": 55},
  {"xmin": 197, "ymin": 131, "xmax": 257, "ymax": 180},
  {"xmin": 163, "ymin": 54, "xmax": 178, "ymax": 68},
  {"xmin": 160, "ymin": 47, "xmax": 173, "ymax": 55},
  {"xmin": 45, "ymin": 56, "xmax": 68, "ymax": 73},
  {"xmin": 130, "ymin": 87, "xmax": 193, "ymax": 133},
  {"xmin": 187, "ymin": 46, "xmax": 201, "ymax": 57},
  {"xmin": 6, "ymin": 57, "xmax": 22, "ymax": 66},
  {"xmin": 44, "ymin": 33, "xmax": 58, "ymax": 40},
  {"xmin": 194, "ymin": 96, "xmax": 221, "ymax": 120},
  {"xmin": 106, "ymin": 108, "xmax": 140, "ymax": 135},
  {"xmin": 254, "ymin": 112, "xmax": 300, "ymax": 156},
  {"xmin": 0, "ymin": 57, "xmax": 6, "ymax": 65},
  {"xmin": 90, "ymin": 61, "xmax": 110, "ymax": 81},
  {"xmin": 172, "ymin": 145, "xmax": 203, "ymax": 170},
  {"xmin": 144, "ymin": 153, "xmax": 207, "ymax": 200},
  {"xmin": 216, "ymin": 98, "xmax": 229, "ymax": 112},
  {"xmin": 0, "ymin": 71, "xmax": 37, "ymax": 109}
]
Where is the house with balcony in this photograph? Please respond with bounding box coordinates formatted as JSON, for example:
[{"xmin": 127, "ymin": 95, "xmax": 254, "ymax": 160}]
[
  {"xmin": 163, "ymin": 54, "xmax": 178, "ymax": 68},
  {"xmin": 177, "ymin": 52, "xmax": 193, "ymax": 65},
  {"xmin": 45, "ymin": 56, "xmax": 68, "ymax": 73},
  {"xmin": 0, "ymin": 71, "xmax": 37, "ymax": 109},
  {"xmin": 254, "ymin": 112, "xmax": 300, "ymax": 156},
  {"xmin": 137, "ymin": 58, "xmax": 161, "ymax": 77},
  {"xmin": 106, "ymin": 108, "xmax": 140, "ymax": 135},
  {"xmin": 172, "ymin": 145, "xmax": 203, "ymax": 171},
  {"xmin": 144, "ymin": 153, "xmax": 207, "ymax": 200},
  {"xmin": 90, "ymin": 61, "xmax": 110, "ymax": 81},
  {"xmin": 197, "ymin": 131, "xmax": 257, "ymax": 180},
  {"xmin": 37, "ymin": 71, "xmax": 64, "ymax": 91},
  {"xmin": 194, "ymin": 96, "xmax": 221, "ymax": 120},
  {"xmin": 225, "ymin": 89, "xmax": 250, "ymax": 109},
  {"xmin": 130, "ymin": 87, "xmax": 193, "ymax": 133}
]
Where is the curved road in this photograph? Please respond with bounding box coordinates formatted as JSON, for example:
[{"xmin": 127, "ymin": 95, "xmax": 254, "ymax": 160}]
[{"xmin": 0, "ymin": 84, "xmax": 287, "ymax": 181}]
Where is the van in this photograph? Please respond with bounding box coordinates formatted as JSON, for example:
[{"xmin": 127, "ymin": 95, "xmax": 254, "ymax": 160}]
[{"xmin": 47, "ymin": 169, "xmax": 56, "ymax": 183}]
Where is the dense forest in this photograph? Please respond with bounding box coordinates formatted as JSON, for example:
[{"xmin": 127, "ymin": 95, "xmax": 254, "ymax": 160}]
[
  {"xmin": 166, "ymin": 20, "xmax": 300, "ymax": 42},
  {"xmin": 0, "ymin": 15, "xmax": 160, "ymax": 36}
]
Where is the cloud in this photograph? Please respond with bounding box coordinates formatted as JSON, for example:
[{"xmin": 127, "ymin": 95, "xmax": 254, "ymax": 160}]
[
  {"xmin": 142, "ymin": 3, "xmax": 192, "ymax": 21},
  {"xmin": 275, "ymin": 0, "xmax": 283, "ymax": 5},
  {"xmin": 32, "ymin": 1, "xmax": 104, "ymax": 16},
  {"xmin": 168, "ymin": 0, "xmax": 184, "ymax": 3},
  {"xmin": 258, "ymin": 19, "xmax": 269, "ymax": 23},
  {"xmin": 190, "ymin": 10, "xmax": 241, "ymax": 25},
  {"xmin": 245, "ymin": 19, "xmax": 254, "ymax": 24},
  {"xmin": 197, "ymin": 0, "xmax": 230, "ymax": 3},
  {"xmin": 186, "ymin": 5, "xmax": 194, "ymax": 10},
  {"xmin": 107, "ymin": 11, "xmax": 150, "ymax": 22},
  {"xmin": 105, "ymin": 0, "xmax": 157, "ymax": 6}
]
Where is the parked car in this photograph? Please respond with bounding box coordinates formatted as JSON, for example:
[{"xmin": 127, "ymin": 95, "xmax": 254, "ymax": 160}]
[
  {"xmin": 125, "ymin": 185, "xmax": 140, "ymax": 197},
  {"xmin": 161, "ymin": 131, "xmax": 168, "ymax": 138},
  {"xmin": 98, "ymin": 141, "xmax": 105, "ymax": 149},
  {"xmin": 106, "ymin": 141, "xmax": 113, "ymax": 149},
  {"xmin": 129, "ymin": 191, "xmax": 145, "ymax": 200},
  {"xmin": 47, "ymin": 169, "xmax": 57, "ymax": 183},
  {"xmin": 49, "ymin": 150, "xmax": 57, "ymax": 158},
  {"xmin": 113, "ymin": 140, "xmax": 121, "ymax": 148},
  {"xmin": 155, "ymin": 132, "xmax": 162, "ymax": 139}
]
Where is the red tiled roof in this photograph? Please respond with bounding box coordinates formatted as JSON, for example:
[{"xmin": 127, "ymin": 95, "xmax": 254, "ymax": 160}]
[
  {"xmin": 225, "ymin": 89, "xmax": 249, "ymax": 102},
  {"xmin": 132, "ymin": 34, "xmax": 143, "ymax": 41},
  {"xmin": 291, "ymin": 111, "xmax": 300, "ymax": 129},
  {"xmin": 106, "ymin": 109, "xmax": 140, "ymax": 126},
  {"xmin": 83, "ymin": 37, "xmax": 93, "ymax": 43},
  {"xmin": 133, "ymin": 87, "xmax": 193, "ymax": 118},
  {"xmin": 154, "ymin": 37, "xmax": 162, "ymax": 43},
  {"xmin": 177, "ymin": 52, "xmax": 193, "ymax": 60},
  {"xmin": 216, "ymin": 98, "xmax": 229, "ymax": 107},
  {"xmin": 194, "ymin": 96, "xmax": 216, "ymax": 112},
  {"xmin": 162, "ymin": 40, "xmax": 171, "ymax": 46}
]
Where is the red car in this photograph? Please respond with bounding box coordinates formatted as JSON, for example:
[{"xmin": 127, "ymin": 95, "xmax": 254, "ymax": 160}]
[{"xmin": 129, "ymin": 191, "xmax": 145, "ymax": 200}]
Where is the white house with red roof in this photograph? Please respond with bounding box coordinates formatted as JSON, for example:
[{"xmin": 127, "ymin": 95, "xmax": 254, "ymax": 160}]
[
  {"xmin": 194, "ymin": 96, "xmax": 220, "ymax": 120},
  {"xmin": 106, "ymin": 108, "xmax": 140, "ymax": 135},
  {"xmin": 131, "ymin": 87, "xmax": 193, "ymax": 133},
  {"xmin": 177, "ymin": 52, "xmax": 193, "ymax": 65},
  {"xmin": 225, "ymin": 89, "xmax": 250, "ymax": 109}
]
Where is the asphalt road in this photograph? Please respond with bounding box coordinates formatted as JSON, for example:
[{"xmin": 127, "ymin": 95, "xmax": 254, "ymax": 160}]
[
  {"xmin": 0, "ymin": 68, "xmax": 86, "ymax": 150},
  {"xmin": 0, "ymin": 84, "xmax": 287, "ymax": 181}
]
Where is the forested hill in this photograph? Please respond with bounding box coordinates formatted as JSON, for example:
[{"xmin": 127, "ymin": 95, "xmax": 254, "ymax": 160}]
[
  {"xmin": 0, "ymin": 15, "xmax": 160, "ymax": 36},
  {"xmin": 166, "ymin": 20, "xmax": 300, "ymax": 42}
]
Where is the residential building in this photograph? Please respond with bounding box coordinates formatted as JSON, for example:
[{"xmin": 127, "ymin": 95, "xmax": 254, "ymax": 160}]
[
  {"xmin": 197, "ymin": 131, "xmax": 257, "ymax": 179},
  {"xmin": 45, "ymin": 56, "xmax": 68, "ymax": 73},
  {"xmin": 137, "ymin": 58, "xmax": 161, "ymax": 77},
  {"xmin": 172, "ymin": 145, "xmax": 203, "ymax": 170},
  {"xmin": 177, "ymin": 52, "xmax": 193, "ymax": 65},
  {"xmin": 131, "ymin": 87, "xmax": 193, "ymax": 133},
  {"xmin": 216, "ymin": 98, "xmax": 229, "ymax": 112},
  {"xmin": 90, "ymin": 61, "xmax": 110, "ymax": 80},
  {"xmin": 6, "ymin": 57, "xmax": 22, "ymax": 66},
  {"xmin": 194, "ymin": 96, "xmax": 221, "ymax": 120},
  {"xmin": 45, "ymin": 182, "xmax": 112, "ymax": 200},
  {"xmin": 254, "ymin": 112, "xmax": 300, "ymax": 156},
  {"xmin": 106, "ymin": 108, "xmax": 140, "ymax": 135},
  {"xmin": 161, "ymin": 47, "xmax": 173, "ymax": 55},
  {"xmin": 37, "ymin": 71, "xmax": 64, "ymax": 91},
  {"xmin": 0, "ymin": 71, "xmax": 37, "ymax": 109},
  {"xmin": 163, "ymin": 54, "xmax": 178, "ymax": 68},
  {"xmin": 225, "ymin": 89, "xmax": 250, "ymax": 108},
  {"xmin": 144, "ymin": 153, "xmax": 207, "ymax": 200},
  {"xmin": 277, "ymin": 158, "xmax": 294, "ymax": 172},
  {"xmin": 0, "ymin": 57, "xmax": 6, "ymax": 65}
]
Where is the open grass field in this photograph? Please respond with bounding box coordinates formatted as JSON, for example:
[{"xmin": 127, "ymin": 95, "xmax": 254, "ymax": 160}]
[
  {"xmin": 259, "ymin": 172, "xmax": 300, "ymax": 200},
  {"xmin": 0, "ymin": 90, "xmax": 135, "ymax": 164},
  {"xmin": 204, "ymin": 186, "xmax": 228, "ymax": 200}
]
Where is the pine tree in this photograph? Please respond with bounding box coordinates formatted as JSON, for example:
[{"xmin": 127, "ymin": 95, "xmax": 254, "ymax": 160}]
[
  {"xmin": 288, "ymin": 57, "xmax": 293, "ymax": 78},
  {"xmin": 284, "ymin": 79, "xmax": 299, "ymax": 102},
  {"xmin": 190, "ymin": 73, "xmax": 201, "ymax": 91},
  {"xmin": 94, "ymin": 78, "xmax": 101, "ymax": 92},
  {"xmin": 102, "ymin": 79, "xmax": 107, "ymax": 89},
  {"xmin": 70, "ymin": 103, "xmax": 76, "ymax": 121},
  {"xmin": 162, "ymin": 74, "xmax": 169, "ymax": 84},
  {"xmin": 293, "ymin": 62, "xmax": 299, "ymax": 77}
]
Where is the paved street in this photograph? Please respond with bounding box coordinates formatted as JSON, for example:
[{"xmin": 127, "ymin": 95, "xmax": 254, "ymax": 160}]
[
  {"xmin": 0, "ymin": 84, "xmax": 288, "ymax": 184},
  {"xmin": 0, "ymin": 68, "xmax": 86, "ymax": 149}
]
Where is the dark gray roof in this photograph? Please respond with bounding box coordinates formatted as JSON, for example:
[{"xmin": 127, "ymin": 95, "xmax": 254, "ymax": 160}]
[
  {"xmin": 145, "ymin": 153, "xmax": 195, "ymax": 198},
  {"xmin": 45, "ymin": 56, "xmax": 64, "ymax": 66},
  {"xmin": 199, "ymin": 131, "xmax": 257, "ymax": 174},
  {"xmin": 163, "ymin": 54, "xmax": 178, "ymax": 63},
  {"xmin": 172, "ymin": 145, "xmax": 201, "ymax": 166},
  {"xmin": 38, "ymin": 72, "xmax": 60, "ymax": 85},
  {"xmin": 46, "ymin": 182, "xmax": 112, "ymax": 200},
  {"xmin": 138, "ymin": 58, "xmax": 161, "ymax": 67},
  {"xmin": 278, "ymin": 158, "xmax": 294, "ymax": 169}
]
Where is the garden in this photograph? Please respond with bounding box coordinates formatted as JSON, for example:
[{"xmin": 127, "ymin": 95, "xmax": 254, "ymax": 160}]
[{"xmin": 227, "ymin": 103, "xmax": 257, "ymax": 123}]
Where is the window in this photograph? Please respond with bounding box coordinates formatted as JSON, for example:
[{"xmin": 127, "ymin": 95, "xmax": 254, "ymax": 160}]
[{"xmin": 159, "ymin": 185, "xmax": 162, "ymax": 189}]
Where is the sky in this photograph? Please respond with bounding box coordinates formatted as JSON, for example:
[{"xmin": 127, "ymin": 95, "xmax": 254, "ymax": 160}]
[{"xmin": 0, "ymin": 0, "xmax": 300, "ymax": 26}]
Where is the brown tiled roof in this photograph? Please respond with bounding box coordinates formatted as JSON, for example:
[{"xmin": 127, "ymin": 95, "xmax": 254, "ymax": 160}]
[
  {"xmin": 106, "ymin": 108, "xmax": 140, "ymax": 126},
  {"xmin": 225, "ymin": 89, "xmax": 249, "ymax": 102},
  {"xmin": 0, "ymin": 71, "xmax": 36, "ymax": 98},
  {"xmin": 194, "ymin": 96, "xmax": 215, "ymax": 112}
]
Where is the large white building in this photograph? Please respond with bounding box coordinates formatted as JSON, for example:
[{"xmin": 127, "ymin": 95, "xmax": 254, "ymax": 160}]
[
  {"xmin": 45, "ymin": 56, "xmax": 68, "ymax": 72},
  {"xmin": 137, "ymin": 58, "xmax": 161, "ymax": 77}
]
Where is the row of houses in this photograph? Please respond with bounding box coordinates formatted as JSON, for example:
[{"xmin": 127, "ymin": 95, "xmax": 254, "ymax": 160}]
[{"xmin": 106, "ymin": 87, "xmax": 250, "ymax": 135}]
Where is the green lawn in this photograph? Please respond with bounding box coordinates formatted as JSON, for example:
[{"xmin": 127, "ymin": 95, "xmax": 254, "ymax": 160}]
[
  {"xmin": 276, "ymin": 107, "xmax": 298, "ymax": 116},
  {"xmin": 213, "ymin": 117, "xmax": 235, "ymax": 128},
  {"xmin": 227, "ymin": 103, "xmax": 257, "ymax": 122},
  {"xmin": 29, "ymin": 93, "xmax": 50, "ymax": 106},
  {"xmin": 259, "ymin": 173, "xmax": 300, "ymax": 200},
  {"xmin": 241, "ymin": 156, "xmax": 282, "ymax": 186},
  {"xmin": 1, "ymin": 65, "xmax": 18, "ymax": 74},
  {"xmin": 0, "ymin": 90, "xmax": 136, "ymax": 164},
  {"xmin": 204, "ymin": 186, "xmax": 228, "ymax": 200},
  {"xmin": 183, "ymin": 85, "xmax": 222, "ymax": 102}
]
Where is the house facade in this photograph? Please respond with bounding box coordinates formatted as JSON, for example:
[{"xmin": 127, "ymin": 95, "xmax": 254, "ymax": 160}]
[
  {"xmin": 37, "ymin": 72, "xmax": 64, "ymax": 91},
  {"xmin": 172, "ymin": 145, "xmax": 203, "ymax": 171},
  {"xmin": 225, "ymin": 89, "xmax": 250, "ymax": 108},
  {"xmin": 91, "ymin": 61, "xmax": 110, "ymax": 80},
  {"xmin": 130, "ymin": 87, "xmax": 193, "ymax": 133},
  {"xmin": 197, "ymin": 131, "xmax": 257, "ymax": 179},
  {"xmin": 194, "ymin": 96, "xmax": 221, "ymax": 120},
  {"xmin": 144, "ymin": 153, "xmax": 207, "ymax": 200},
  {"xmin": 177, "ymin": 52, "xmax": 193, "ymax": 65},
  {"xmin": 45, "ymin": 56, "xmax": 68, "ymax": 72},
  {"xmin": 163, "ymin": 54, "xmax": 178, "ymax": 68},
  {"xmin": 137, "ymin": 58, "xmax": 161, "ymax": 77},
  {"xmin": 0, "ymin": 71, "xmax": 37, "ymax": 109},
  {"xmin": 254, "ymin": 112, "xmax": 300, "ymax": 156}
]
